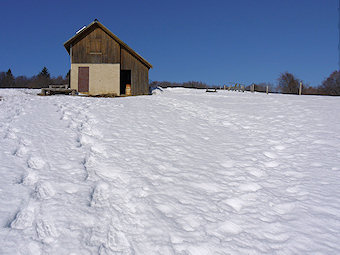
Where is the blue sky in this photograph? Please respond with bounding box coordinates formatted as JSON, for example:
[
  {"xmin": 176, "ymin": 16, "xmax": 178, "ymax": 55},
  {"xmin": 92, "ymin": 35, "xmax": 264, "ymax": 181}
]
[{"xmin": 0, "ymin": 0, "xmax": 338, "ymax": 86}]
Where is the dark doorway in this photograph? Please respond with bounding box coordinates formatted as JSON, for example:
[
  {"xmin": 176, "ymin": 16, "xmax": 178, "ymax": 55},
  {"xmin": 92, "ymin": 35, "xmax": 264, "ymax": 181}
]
[
  {"xmin": 78, "ymin": 67, "xmax": 89, "ymax": 92},
  {"xmin": 120, "ymin": 70, "xmax": 131, "ymax": 95}
]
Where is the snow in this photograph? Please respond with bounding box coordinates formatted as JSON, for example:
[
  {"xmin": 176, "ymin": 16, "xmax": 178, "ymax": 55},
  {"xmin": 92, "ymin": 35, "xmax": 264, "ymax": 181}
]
[{"xmin": 1, "ymin": 88, "xmax": 340, "ymax": 254}]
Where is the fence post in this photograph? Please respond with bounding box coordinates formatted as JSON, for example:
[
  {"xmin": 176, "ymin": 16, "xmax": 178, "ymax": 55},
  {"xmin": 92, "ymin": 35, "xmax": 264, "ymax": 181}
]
[{"xmin": 299, "ymin": 82, "xmax": 302, "ymax": 95}]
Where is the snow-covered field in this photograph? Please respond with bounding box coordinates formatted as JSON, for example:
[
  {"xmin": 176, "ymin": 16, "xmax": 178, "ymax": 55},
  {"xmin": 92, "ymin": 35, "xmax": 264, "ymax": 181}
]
[{"xmin": 1, "ymin": 88, "xmax": 340, "ymax": 254}]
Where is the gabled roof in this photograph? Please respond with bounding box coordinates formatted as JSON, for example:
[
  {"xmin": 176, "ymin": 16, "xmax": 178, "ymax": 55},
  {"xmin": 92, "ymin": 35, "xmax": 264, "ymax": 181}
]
[{"xmin": 64, "ymin": 20, "xmax": 152, "ymax": 69}]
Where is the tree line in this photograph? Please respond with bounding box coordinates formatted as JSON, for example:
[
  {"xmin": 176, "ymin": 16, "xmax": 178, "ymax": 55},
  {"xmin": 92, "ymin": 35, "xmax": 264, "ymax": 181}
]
[
  {"xmin": 151, "ymin": 70, "xmax": 340, "ymax": 96},
  {"xmin": 273, "ymin": 71, "xmax": 340, "ymax": 96},
  {"xmin": 0, "ymin": 67, "xmax": 69, "ymax": 89},
  {"xmin": 1, "ymin": 67, "xmax": 340, "ymax": 96}
]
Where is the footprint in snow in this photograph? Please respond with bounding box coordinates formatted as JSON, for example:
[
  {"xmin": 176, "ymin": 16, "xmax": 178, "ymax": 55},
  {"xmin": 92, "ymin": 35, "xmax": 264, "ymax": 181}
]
[
  {"xmin": 79, "ymin": 133, "xmax": 97, "ymax": 147},
  {"xmin": 68, "ymin": 120, "xmax": 78, "ymax": 129},
  {"xmin": 106, "ymin": 228, "xmax": 131, "ymax": 253},
  {"xmin": 36, "ymin": 219, "xmax": 58, "ymax": 244},
  {"xmin": 10, "ymin": 205, "xmax": 35, "ymax": 230},
  {"xmin": 90, "ymin": 181, "xmax": 111, "ymax": 208},
  {"xmin": 21, "ymin": 171, "xmax": 38, "ymax": 186},
  {"xmin": 34, "ymin": 181, "xmax": 55, "ymax": 200},
  {"xmin": 14, "ymin": 109, "xmax": 21, "ymax": 117},
  {"xmin": 27, "ymin": 157, "xmax": 46, "ymax": 170},
  {"xmin": 60, "ymin": 110, "xmax": 71, "ymax": 120},
  {"xmin": 5, "ymin": 130, "xmax": 17, "ymax": 140},
  {"xmin": 13, "ymin": 144, "xmax": 29, "ymax": 157}
]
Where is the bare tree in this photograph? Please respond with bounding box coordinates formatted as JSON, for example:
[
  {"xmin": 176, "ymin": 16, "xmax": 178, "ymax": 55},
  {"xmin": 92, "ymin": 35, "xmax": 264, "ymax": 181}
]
[
  {"xmin": 15, "ymin": 76, "xmax": 29, "ymax": 88},
  {"xmin": 320, "ymin": 71, "xmax": 340, "ymax": 96},
  {"xmin": 0, "ymin": 72, "xmax": 5, "ymax": 88},
  {"xmin": 277, "ymin": 72, "xmax": 300, "ymax": 94}
]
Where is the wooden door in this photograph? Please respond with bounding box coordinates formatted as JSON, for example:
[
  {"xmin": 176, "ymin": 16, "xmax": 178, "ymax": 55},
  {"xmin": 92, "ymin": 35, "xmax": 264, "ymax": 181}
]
[{"xmin": 78, "ymin": 67, "xmax": 89, "ymax": 92}]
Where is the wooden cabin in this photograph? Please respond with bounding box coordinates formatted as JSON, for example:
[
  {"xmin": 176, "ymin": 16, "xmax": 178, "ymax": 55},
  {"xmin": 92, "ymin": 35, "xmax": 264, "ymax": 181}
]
[{"xmin": 64, "ymin": 20, "xmax": 152, "ymax": 96}]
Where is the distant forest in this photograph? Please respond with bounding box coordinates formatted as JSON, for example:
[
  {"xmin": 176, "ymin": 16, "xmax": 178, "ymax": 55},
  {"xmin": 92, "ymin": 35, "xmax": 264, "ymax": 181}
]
[
  {"xmin": 0, "ymin": 67, "xmax": 69, "ymax": 89},
  {"xmin": 1, "ymin": 67, "xmax": 339, "ymax": 96}
]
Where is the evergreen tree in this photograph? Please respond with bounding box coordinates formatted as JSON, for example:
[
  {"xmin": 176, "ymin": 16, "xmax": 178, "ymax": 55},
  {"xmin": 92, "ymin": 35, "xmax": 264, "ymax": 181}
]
[
  {"xmin": 38, "ymin": 67, "xmax": 50, "ymax": 79},
  {"xmin": 3, "ymin": 69, "xmax": 15, "ymax": 88},
  {"xmin": 35, "ymin": 67, "xmax": 51, "ymax": 88}
]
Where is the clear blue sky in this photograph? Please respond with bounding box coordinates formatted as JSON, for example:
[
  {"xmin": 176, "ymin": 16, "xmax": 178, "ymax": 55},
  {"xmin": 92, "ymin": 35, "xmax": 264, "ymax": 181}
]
[{"xmin": 0, "ymin": 0, "xmax": 338, "ymax": 86}]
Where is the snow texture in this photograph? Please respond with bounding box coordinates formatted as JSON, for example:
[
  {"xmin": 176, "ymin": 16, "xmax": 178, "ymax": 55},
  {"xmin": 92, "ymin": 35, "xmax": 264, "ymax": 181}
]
[{"xmin": 1, "ymin": 88, "xmax": 340, "ymax": 254}]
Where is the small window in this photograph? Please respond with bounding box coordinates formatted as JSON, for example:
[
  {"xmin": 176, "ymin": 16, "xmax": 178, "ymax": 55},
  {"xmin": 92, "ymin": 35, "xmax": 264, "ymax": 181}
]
[{"xmin": 90, "ymin": 39, "xmax": 102, "ymax": 54}]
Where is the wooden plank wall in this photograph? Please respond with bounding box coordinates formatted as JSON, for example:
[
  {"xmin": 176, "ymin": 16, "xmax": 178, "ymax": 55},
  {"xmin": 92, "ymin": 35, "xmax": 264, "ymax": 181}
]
[
  {"xmin": 72, "ymin": 26, "xmax": 120, "ymax": 64},
  {"xmin": 121, "ymin": 48, "xmax": 149, "ymax": 95}
]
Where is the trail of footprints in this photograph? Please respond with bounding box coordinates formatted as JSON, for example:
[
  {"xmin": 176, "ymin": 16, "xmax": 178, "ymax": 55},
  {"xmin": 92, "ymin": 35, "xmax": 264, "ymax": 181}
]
[
  {"xmin": 7, "ymin": 101, "xmax": 91, "ymax": 247},
  {"xmin": 57, "ymin": 101, "xmax": 135, "ymax": 253},
  {"xmin": 11, "ymin": 153, "xmax": 58, "ymax": 245},
  {"xmin": 1, "ymin": 99, "xmax": 58, "ymax": 247}
]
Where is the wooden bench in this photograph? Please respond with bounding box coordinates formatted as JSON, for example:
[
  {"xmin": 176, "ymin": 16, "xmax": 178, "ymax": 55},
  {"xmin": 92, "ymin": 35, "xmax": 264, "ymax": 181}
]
[
  {"xmin": 49, "ymin": 84, "xmax": 68, "ymax": 89},
  {"xmin": 206, "ymin": 88, "xmax": 217, "ymax": 92},
  {"xmin": 40, "ymin": 85, "xmax": 77, "ymax": 96}
]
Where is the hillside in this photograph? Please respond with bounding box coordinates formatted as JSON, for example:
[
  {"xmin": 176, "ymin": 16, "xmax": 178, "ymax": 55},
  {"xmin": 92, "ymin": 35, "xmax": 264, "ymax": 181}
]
[{"xmin": 1, "ymin": 88, "xmax": 340, "ymax": 254}]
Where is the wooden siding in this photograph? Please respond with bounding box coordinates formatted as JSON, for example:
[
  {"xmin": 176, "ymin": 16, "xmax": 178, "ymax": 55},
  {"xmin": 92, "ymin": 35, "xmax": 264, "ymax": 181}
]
[
  {"xmin": 71, "ymin": 26, "xmax": 120, "ymax": 64},
  {"xmin": 121, "ymin": 48, "xmax": 149, "ymax": 95}
]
